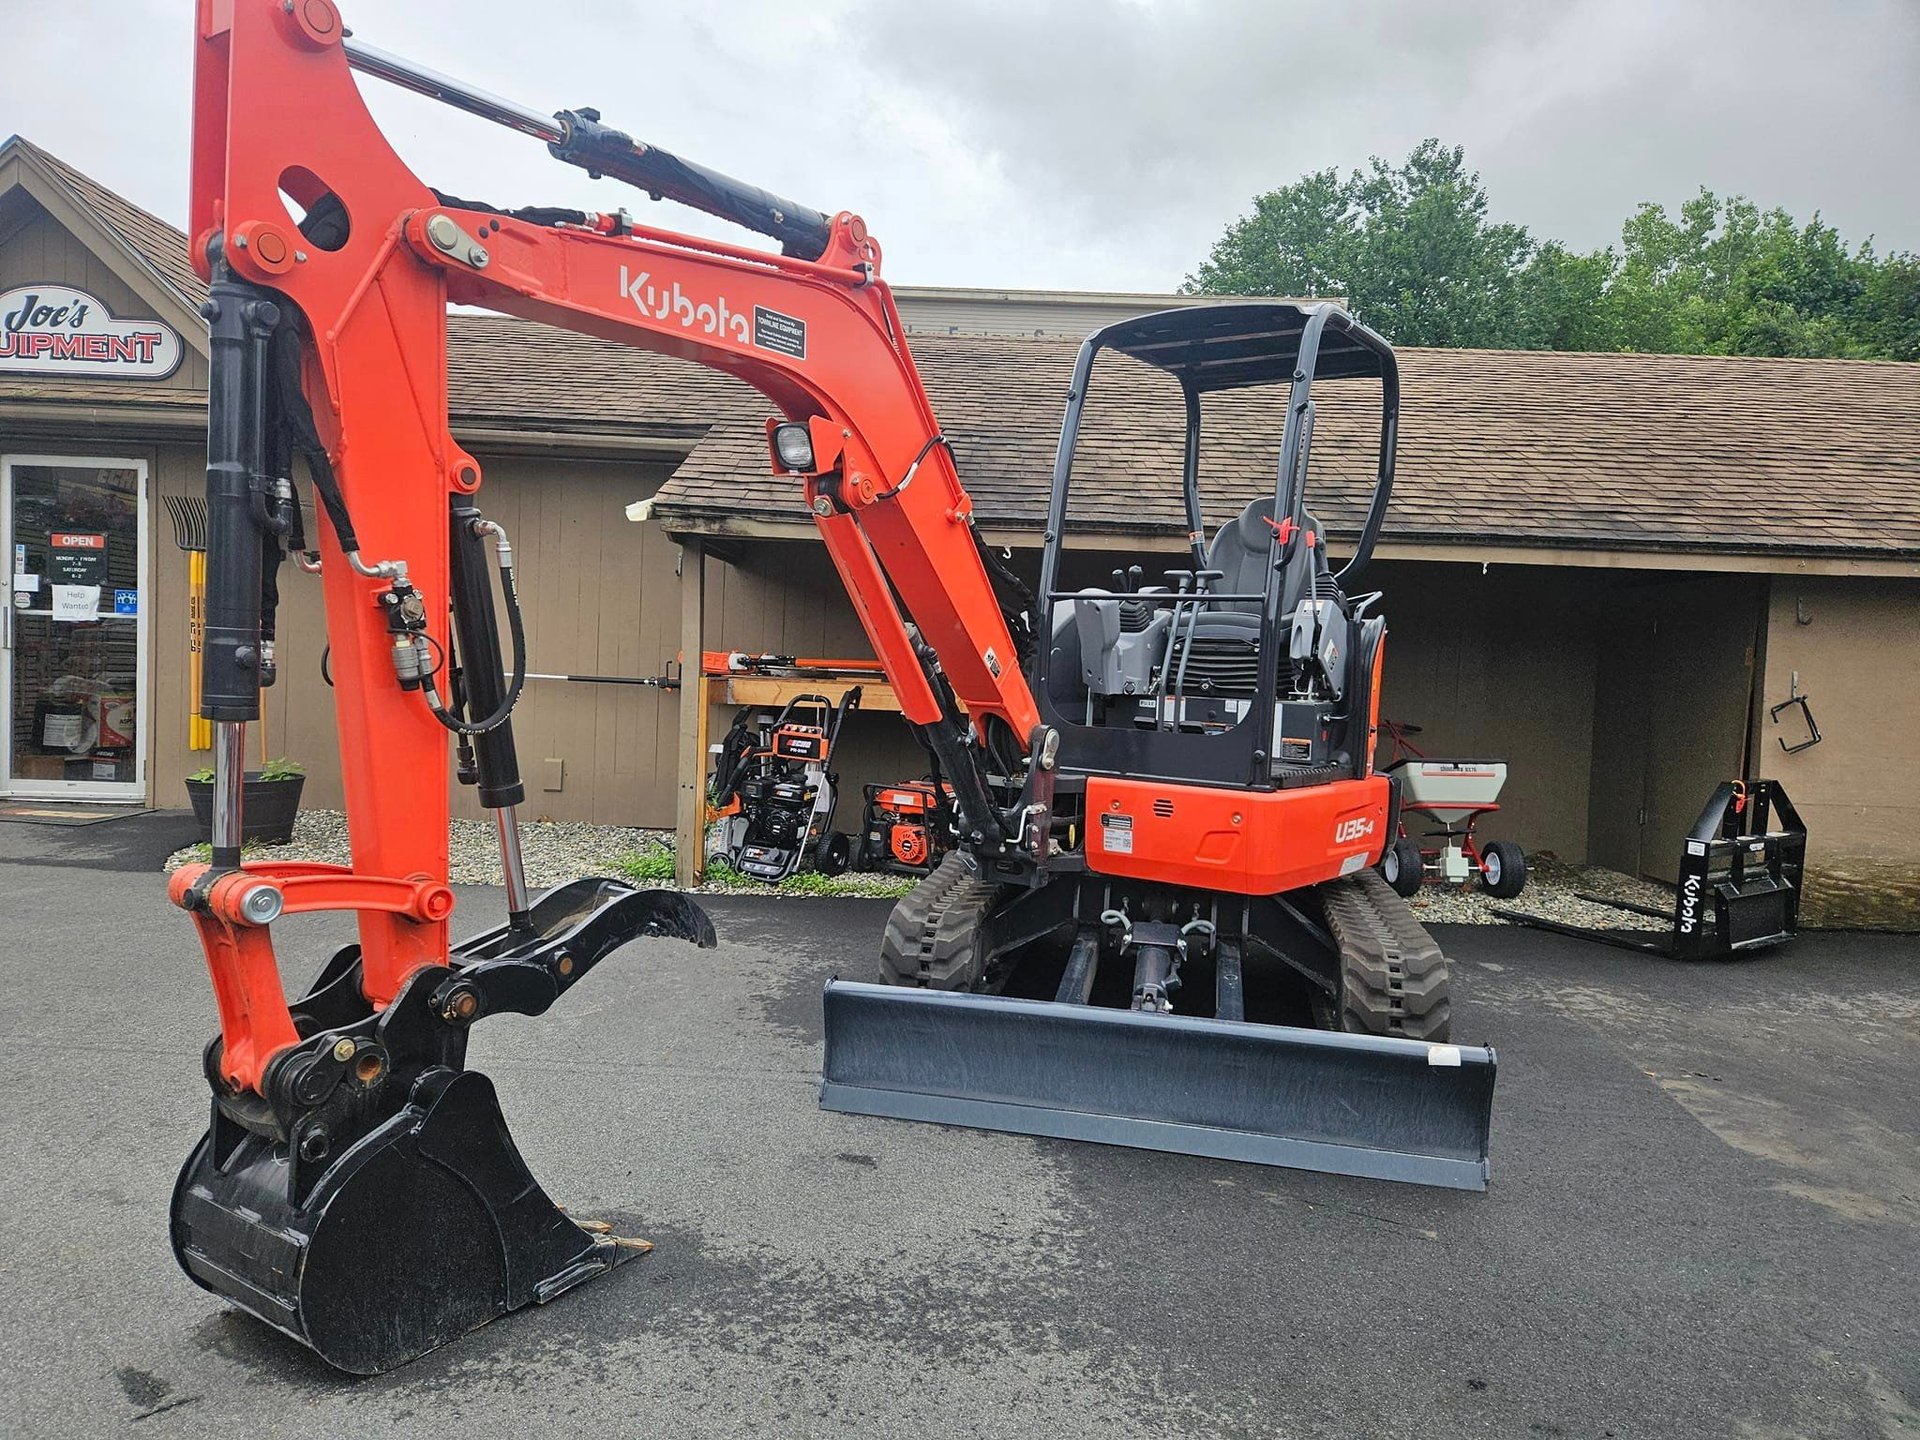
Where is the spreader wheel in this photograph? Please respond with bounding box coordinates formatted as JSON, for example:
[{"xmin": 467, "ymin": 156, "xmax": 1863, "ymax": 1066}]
[
  {"xmin": 1381, "ymin": 836, "xmax": 1425, "ymax": 898},
  {"xmin": 1480, "ymin": 841, "xmax": 1527, "ymax": 899}
]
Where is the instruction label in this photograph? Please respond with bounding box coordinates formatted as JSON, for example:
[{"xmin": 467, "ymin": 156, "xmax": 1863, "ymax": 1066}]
[
  {"xmin": 1100, "ymin": 811, "xmax": 1134, "ymax": 854},
  {"xmin": 752, "ymin": 305, "xmax": 807, "ymax": 360}
]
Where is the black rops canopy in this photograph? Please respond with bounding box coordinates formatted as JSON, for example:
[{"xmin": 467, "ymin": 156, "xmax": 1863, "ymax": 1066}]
[{"xmin": 1087, "ymin": 301, "xmax": 1390, "ymax": 392}]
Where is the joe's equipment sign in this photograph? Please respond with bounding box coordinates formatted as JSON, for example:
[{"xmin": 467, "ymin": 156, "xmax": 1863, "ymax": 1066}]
[{"xmin": 0, "ymin": 285, "xmax": 183, "ymax": 379}]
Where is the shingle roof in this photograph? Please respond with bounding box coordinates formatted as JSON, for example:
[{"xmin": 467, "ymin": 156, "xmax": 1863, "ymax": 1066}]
[
  {"xmin": 11, "ymin": 138, "xmax": 1918, "ymax": 561},
  {"xmin": 653, "ymin": 335, "xmax": 1920, "ymax": 559},
  {"xmin": 21, "ymin": 139, "xmax": 210, "ymax": 310},
  {"xmin": 442, "ymin": 313, "xmax": 747, "ymax": 438}
]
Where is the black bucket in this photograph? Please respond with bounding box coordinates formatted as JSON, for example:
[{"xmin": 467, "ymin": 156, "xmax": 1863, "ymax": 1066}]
[
  {"xmin": 172, "ymin": 1067, "xmax": 625, "ymax": 1374},
  {"xmin": 172, "ymin": 878, "xmax": 716, "ymax": 1372}
]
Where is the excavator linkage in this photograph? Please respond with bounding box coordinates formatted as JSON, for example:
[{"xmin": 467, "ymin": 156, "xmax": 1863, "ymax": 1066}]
[
  {"xmin": 822, "ymin": 983, "xmax": 1496, "ymax": 1190},
  {"xmin": 171, "ymin": 880, "xmax": 715, "ymax": 1374}
]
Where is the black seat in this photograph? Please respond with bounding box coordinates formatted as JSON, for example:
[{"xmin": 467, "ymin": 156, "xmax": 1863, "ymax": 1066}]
[{"xmin": 1203, "ymin": 497, "xmax": 1277, "ymax": 614}]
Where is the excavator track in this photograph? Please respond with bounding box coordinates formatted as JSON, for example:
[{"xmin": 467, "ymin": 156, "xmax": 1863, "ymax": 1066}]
[
  {"xmin": 878, "ymin": 853, "xmax": 1000, "ymax": 990},
  {"xmin": 1322, "ymin": 868, "xmax": 1453, "ymax": 1042}
]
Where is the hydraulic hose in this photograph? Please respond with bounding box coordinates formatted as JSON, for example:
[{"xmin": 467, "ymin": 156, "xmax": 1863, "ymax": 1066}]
[{"xmin": 423, "ymin": 539, "xmax": 526, "ymax": 736}]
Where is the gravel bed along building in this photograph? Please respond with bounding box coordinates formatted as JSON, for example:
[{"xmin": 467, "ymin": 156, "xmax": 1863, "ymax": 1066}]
[
  {"xmin": 161, "ymin": 810, "xmax": 914, "ymax": 897},
  {"xmin": 1407, "ymin": 853, "xmax": 1673, "ymax": 930},
  {"xmin": 165, "ymin": 815, "xmax": 1671, "ymax": 922}
]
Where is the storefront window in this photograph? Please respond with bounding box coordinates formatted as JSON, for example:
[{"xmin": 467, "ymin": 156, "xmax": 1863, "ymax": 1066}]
[{"xmin": 5, "ymin": 457, "xmax": 144, "ymax": 795}]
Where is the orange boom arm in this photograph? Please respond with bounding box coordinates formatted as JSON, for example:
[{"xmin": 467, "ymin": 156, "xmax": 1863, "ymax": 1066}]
[{"xmin": 187, "ymin": 0, "xmax": 1042, "ymax": 1092}]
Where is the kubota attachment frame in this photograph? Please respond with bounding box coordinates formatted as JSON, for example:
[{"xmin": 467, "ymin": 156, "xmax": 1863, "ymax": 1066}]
[{"xmin": 1496, "ymin": 780, "xmax": 1807, "ymax": 959}]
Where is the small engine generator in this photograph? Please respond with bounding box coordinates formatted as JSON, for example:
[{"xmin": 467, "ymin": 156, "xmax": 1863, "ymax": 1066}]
[{"xmin": 858, "ymin": 779, "xmax": 955, "ymax": 876}]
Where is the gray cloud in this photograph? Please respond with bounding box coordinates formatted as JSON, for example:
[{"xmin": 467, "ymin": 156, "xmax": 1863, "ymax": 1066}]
[{"xmin": 2, "ymin": 0, "xmax": 1914, "ymax": 293}]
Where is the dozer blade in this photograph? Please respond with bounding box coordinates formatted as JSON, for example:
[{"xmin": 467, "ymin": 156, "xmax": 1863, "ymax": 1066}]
[
  {"xmin": 820, "ymin": 981, "xmax": 1496, "ymax": 1190},
  {"xmin": 172, "ymin": 879, "xmax": 714, "ymax": 1373}
]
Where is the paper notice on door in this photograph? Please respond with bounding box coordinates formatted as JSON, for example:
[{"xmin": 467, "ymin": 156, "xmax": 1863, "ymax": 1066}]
[{"xmin": 51, "ymin": 583, "xmax": 101, "ymax": 622}]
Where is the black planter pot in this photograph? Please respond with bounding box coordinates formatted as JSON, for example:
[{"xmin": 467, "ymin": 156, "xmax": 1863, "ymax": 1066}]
[{"xmin": 185, "ymin": 772, "xmax": 306, "ymax": 845}]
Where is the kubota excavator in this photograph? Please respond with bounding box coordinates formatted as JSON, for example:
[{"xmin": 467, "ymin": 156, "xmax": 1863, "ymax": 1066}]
[{"xmin": 177, "ymin": 0, "xmax": 1496, "ymax": 1375}]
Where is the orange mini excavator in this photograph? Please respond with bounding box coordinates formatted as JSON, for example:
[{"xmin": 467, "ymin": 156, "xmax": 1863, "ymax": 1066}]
[{"xmin": 177, "ymin": 1, "xmax": 1495, "ymax": 1374}]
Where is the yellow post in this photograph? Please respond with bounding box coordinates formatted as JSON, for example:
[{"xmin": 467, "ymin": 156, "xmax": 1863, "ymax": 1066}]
[{"xmin": 188, "ymin": 550, "xmax": 211, "ymax": 750}]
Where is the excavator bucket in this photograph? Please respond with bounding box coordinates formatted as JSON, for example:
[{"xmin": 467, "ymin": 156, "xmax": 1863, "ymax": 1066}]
[
  {"xmin": 171, "ymin": 879, "xmax": 715, "ymax": 1374},
  {"xmin": 821, "ymin": 983, "xmax": 1496, "ymax": 1190}
]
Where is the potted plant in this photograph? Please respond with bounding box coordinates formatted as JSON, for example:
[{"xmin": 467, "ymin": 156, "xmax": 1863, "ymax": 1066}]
[{"xmin": 185, "ymin": 756, "xmax": 306, "ymax": 845}]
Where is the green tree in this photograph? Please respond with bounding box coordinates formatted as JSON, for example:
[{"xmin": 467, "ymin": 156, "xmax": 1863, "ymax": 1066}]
[
  {"xmin": 1184, "ymin": 166, "xmax": 1355, "ymax": 300},
  {"xmin": 1190, "ymin": 146, "xmax": 1919, "ymax": 362},
  {"xmin": 1858, "ymin": 254, "xmax": 1920, "ymax": 361},
  {"xmin": 1186, "ymin": 140, "xmax": 1534, "ymax": 348}
]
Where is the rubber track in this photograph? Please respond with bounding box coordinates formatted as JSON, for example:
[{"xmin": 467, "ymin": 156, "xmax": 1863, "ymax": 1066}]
[
  {"xmin": 877, "ymin": 853, "xmax": 1000, "ymax": 990},
  {"xmin": 1321, "ymin": 868, "xmax": 1452, "ymax": 1041}
]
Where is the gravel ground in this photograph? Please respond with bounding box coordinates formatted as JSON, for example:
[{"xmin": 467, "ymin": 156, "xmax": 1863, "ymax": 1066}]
[
  {"xmin": 165, "ymin": 814, "xmax": 1674, "ymax": 923},
  {"xmin": 161, "ymin": 810, "xmax": 914, "ymax": 897},
  {"xmin": 1408, "ymin": 852, "xmax": 1675, "ymax": 930}
]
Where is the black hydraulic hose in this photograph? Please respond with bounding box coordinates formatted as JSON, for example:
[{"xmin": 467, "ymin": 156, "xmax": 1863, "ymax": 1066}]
[
  {"xmin": 269, "ymin": 323, "xmax": 358, "ymax": 553},
  {"xmin": 424, "ymin": 555, "xmax": 527, "ymax": 736}
]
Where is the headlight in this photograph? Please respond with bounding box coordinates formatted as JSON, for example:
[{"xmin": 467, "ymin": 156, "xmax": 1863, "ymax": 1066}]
[{"xmin": 771, "ymin": 422, "xmax": 815, "ymax": 473}]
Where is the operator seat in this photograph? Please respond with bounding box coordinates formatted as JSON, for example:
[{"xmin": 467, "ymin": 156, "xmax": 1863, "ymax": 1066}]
[{"xmin": 1202, "ymin": 495, "xmax": 1330, "ymax": 621}]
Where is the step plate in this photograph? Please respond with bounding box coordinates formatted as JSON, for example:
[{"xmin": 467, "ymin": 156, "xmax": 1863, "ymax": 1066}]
[{"xmin": 820, "ymin": 981, "xmax": 1496, "ymax": 1190}]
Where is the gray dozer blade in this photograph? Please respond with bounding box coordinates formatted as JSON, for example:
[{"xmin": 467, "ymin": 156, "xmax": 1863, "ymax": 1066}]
[{"xmin": 820, "ymin": 981, "xmax": 1496, "ymax": 1190}]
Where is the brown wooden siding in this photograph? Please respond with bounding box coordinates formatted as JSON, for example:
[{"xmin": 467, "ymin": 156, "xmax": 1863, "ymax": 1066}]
[
  {"xmin": 1585, "ymin": 575, "xmax": 1765, "ymax": 878},
  {"xmin": 1757, "ymin": 576, "xmax": 1920, "ymax": 928},
  {"xmin": 701, "ymin": 538, "xmax": 931, "ymax": 818}
]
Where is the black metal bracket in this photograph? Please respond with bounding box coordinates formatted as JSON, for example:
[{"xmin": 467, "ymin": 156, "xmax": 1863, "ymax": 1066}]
[{"xmin": 1769, "ymin": 689, "xmax": 1822, "ymax": 754}]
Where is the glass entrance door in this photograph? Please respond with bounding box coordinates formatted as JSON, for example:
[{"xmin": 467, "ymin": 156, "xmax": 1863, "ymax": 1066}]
[{"xmin": 2, "ymin": 455, "xmax": 148, "ymax": 802}]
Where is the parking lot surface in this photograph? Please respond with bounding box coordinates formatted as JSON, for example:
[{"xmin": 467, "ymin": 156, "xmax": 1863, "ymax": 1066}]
[{"xmin": 1, "ymin": 830, "xmax": 1915, "ymax": 1439}]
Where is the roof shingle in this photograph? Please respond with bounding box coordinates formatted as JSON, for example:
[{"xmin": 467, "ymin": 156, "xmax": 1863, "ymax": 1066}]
[{"xmin": 654, "ymin": 335, "xmax": 1920, "ymax": 559}]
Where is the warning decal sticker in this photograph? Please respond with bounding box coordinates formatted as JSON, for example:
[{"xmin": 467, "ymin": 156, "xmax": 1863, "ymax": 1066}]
[{"xmin": 752, "ymin": 306, "xmax": 807, "ymax": 359}]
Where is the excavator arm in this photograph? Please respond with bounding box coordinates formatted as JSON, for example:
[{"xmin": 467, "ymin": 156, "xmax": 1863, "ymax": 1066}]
[
  {"xmin": 171, "ymin": 0, "xmax": 1049, "ymax": 1373},
  {"xmin": 190, "ymin": 0, "xmax": 1044, "ymax": 1047}
]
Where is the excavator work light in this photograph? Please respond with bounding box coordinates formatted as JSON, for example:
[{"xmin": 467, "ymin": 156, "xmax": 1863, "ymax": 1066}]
[{"xmin": 771, "ymin": 422, "xmax": 816, "ymax": 473}]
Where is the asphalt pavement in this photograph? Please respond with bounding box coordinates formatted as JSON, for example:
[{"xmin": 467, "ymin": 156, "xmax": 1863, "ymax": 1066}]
[{"xmin": 0, "ymin": 824, "xmax": 1915, "ymax": 1439}]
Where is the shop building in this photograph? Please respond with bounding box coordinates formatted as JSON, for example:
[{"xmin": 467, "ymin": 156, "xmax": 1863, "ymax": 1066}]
[{"xmin": 3, "ymin": 137, "xmax": 1915, "ymax": 926}]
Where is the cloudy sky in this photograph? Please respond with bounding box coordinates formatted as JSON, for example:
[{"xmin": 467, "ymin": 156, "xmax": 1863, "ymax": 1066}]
[{"xmin": 6, "ymin": 0, "xmax": 1917, "ymax": 291}]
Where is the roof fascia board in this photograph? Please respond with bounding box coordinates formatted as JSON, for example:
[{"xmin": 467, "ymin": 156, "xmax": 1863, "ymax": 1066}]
[
  {"xmin": 0, "ymin": 145, "xmax": 209, "ymax": 354},
  {"xmin": 450, "ymin": 423, "xmax": 695, "ymax": 461},
  {"xmin": 0, "ymin": 398, "xmax": 206, "ymax": 435},
  {"xmin": 650, "ymin": 508, "xmax": 1920, "ymax": 579}
]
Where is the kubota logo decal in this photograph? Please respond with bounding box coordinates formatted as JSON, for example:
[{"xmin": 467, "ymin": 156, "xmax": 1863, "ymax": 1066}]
[
  {"xmin": 1678, "ymin": 874, "xmax": 1703, "ymax": 933},
  {"xmin": 1334, "ymin": 816, "xmax": 1375, "ymax": 845},
  {"xmin": 620, "ymin": 265, "xmax": 750, "ymax": 343}
]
